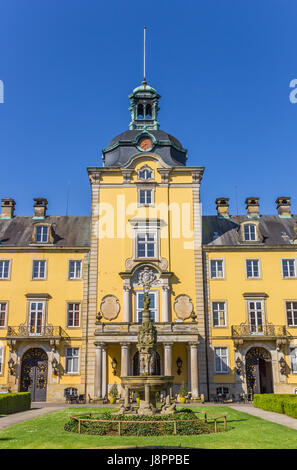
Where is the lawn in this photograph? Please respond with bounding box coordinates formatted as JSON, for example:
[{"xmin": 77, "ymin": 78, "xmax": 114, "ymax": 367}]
[{"xmin": 0, "ymin": 405, "xmax": 296, "ymax": 449}]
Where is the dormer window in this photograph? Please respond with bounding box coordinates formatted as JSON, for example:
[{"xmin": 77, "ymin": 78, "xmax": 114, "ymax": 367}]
[
  {"xmin": 35, "ymin": 225, "xmax": 49, "ymax": 243},
  {"xmin": 244, "ymin": 224, "xmax": 257, "ymax": 241},
  {"xmin": 138, "ymin": 165, "xmax": 154, "ymax": 181}
]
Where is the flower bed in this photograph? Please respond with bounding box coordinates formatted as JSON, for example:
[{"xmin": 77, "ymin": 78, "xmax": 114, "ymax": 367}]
[{"xmin": 64, "ymin": 409, "xmax": 225, "ymax": 436}]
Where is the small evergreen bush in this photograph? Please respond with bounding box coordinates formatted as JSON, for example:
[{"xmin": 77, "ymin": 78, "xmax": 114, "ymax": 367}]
[{"xmin": 109, "ymin": 384, "xmax": 118, "ymax": 398}]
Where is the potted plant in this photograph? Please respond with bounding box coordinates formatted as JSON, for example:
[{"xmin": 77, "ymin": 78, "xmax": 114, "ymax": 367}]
[
  {"xmin": 109, "ymin": 384, "xmax": 118, "ymax": 404},
  {"xmin": 135, "ymin": 391, "xmax": 140, "ymax": 404},
  {"xmin": 179, "ymin": 382, "xmax": 188, "ymax": 404}
]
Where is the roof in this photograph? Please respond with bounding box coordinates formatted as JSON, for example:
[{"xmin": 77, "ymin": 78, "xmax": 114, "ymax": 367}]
[
  {"xmin": 202, "ymin": 215, "xmax": 297, "ymax": 246},
  {"xmin": 103, "ymin": 129, "xmax": 187, "ymax": 167},
  {"xmin": 0, "ymin": 216, "xmax": 91, "ymax": 248}
]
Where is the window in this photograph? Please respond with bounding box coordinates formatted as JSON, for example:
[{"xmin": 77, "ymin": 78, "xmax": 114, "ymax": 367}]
[
  {"xmin": 138, "ymin": 167, "xmax": 153, "ymax": 180},
  {"xmin": 246, "ymin": 259, "xmax": 260, "ymax": 279},
  {"xmin": 35, "ymin": 225, "xmax": 49, "ymax": 243},
  {"xmin": 65, "ymin": 348, "xmax": 79, "ymax": 374},
  {"xmin": 138, "ymin": 189, "xmax": 153, "ymax": 205},
  {"xmin": 210, "ymin": 259, "xmax": 224, "ymax": 279},
  {"xmin": 29, "ymin": 301, "xmax": 45, "ymax": 335},
  {"xmin": 32, "ymin": 260, "xmax": 46, "ymax": 279},
  {"xmin": 67, "ymin": 303, "xmax": 80, "ymax": 327},
  {"xmin": 136, "ymin": 232, "xmax": 156, "ymax": 258},
  {"xmin": 248, "ymin": 300, "xmax": 264, "ymax": 334},
  {"xmin": 68, "ymin": 260, "xmax": 82, "ymax": 280},
  {"xmin": 244, "ymin": 224, "xmax": 256, "ymax": 241},
  {"xmin": 282, "ymin": 259, "xmax": 296, "ymax": 278},
  {"xmin": 290, "ymin": 348, "xmax": 297, "ymax": 374},
  {"xmin": 212, "ymin": 302, "xmax": 227, "ymax": 327},
  {"xmin": 214, "ymin": 347, "xmax": 228, "ymax": 373},
  {"xmin": 0, "ymin": 303, "xmax": 7, "ymax": 327},
  {"xmin": 136, "ymin": 291, "xmax": 157, "ymax": 323},
  {"xmin": 286, "ymin": 301, "xmax": 297, "ymax": 326},
  {"xmin": 0, "ymin": 260, "xmax": 10, "ymax": 279},
  {"xmin": 216, "ymin": 387, "xmax": 229, "ymax": 396},
  {"xmin": 0, "ymin": 347, "xmax": 3, "ymax": 374}
]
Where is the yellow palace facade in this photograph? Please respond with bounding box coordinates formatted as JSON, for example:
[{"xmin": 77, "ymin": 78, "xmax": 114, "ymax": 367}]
[{"xmin": 0, "ymin": 81, "xmax": 296, "ymax": 402}]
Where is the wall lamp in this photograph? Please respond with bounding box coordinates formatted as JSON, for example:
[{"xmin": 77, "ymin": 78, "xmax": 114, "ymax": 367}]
[
  {"xmin": 111, "ymin": 358, "xmax": 118, "ymax": 376},
  {"xmin": 176, "ymin": 357, "xmax": 183, "ymax": 375},
  {"xmin": 51, "ymin": 357, "xmax": 59, "ymax": 375}
]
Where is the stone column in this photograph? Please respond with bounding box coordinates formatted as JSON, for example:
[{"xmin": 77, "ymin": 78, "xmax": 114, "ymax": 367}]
[
  {"xmin": 164, "ymin": 343, "xmax": 173, "ymax": 376},
  {"xmin": 162, "ymin": 286, "xmax": 170, "ymax": 322},
  {"xmin": 121, "ymin": 343, "xmax": 130, "ymax": 377},
  {"xmin": 187, "ymin": 344, "xmax": 191, "ymax": 392},
  {"xmin": 190, "ymin": 342, "xmax": 199, "ymax": 398},
  {"xmin": 94, "ymin": 342, "xmax": 103, "ymax": 398},
  {"xmin": 102, "ymin": 345, "xmax": 107, "ymax": 399},
  {"xmin": 123, "ymin": 283, "xmax": 131, "ymax": 322}
]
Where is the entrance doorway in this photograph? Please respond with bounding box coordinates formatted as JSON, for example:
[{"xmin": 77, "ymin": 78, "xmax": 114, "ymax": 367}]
[
  {"xmin": 245, "ymin": 347, "xmax": 274, "ymax": 394},
  {"xmin": 20, "ymin": 348, "xmax": 48, "ymax": 401}
]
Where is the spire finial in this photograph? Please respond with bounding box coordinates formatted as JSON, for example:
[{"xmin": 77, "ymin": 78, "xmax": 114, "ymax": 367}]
[{"xmin": 142, "ymin": 26, "xmax": 147, "ymax": 88}]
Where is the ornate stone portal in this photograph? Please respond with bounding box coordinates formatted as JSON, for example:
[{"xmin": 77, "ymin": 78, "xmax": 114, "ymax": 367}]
[{"xmin": 119, "ymin": 290, "xmax": 175, "ymax": 415}]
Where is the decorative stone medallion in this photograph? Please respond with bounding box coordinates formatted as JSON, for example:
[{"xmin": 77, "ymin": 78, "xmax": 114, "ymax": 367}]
[
  {"xmin": 100, "ymin": 295, "xmax": 120, "ymax": 321},
  {"xmin": 137, "ymin": 266, "xmax": 159, "ymax": 289},
  {"xmin": 174, "ymin": 295, "xmax": 194, "ymax": 320}
]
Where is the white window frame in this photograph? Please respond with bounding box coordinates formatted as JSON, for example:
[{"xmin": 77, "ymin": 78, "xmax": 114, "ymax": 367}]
[
  {"xmin": 68, "ymin": 260, "xmax": 82, "ymax": 280},
  {"xmin": 135, "ymin": 290, "xmax": 159, "ymax": 323},
  {"xmin": 0, "ymin": 347, "xmax": 3, "ymax": 375},
  {"xmin": 138, "ymin": 165, "xmax": 154, "ymax": 181},
  {"xmin": 214, "ymin": 347, "xmax": 229, "ymax": 374},
  {"xmin": 35, "ymin": 225, "xmax": 49, "ymax": 243},
  {"xmin": 137, "ymin": 188, "xmax": 154, "ymax": 206},
  {"xmin": 281, "ymin": 258, "xmax": 297, "ymax": 279},
  {"xmin": 290, "ymin": 348, "xmax": 297, "ymax": 374},
  {"xmin": 32, "ymin": 259, "xmax": 47, "ymax": 280},
  {"xmin": 66, "ymin": 302, "xmax": 81, "ymax": 328},
  {"xmin": 65, "ymin": 347, "xmax": 80, "ymax": 374},
  {"xmin": 210, "ymin": 259, "xmax": 225, "ymax": 279},
  {"xmin": 285, "ymin": 301, "xmax": 297, "ymax": 327},
  {"xmin": 136, "ymin": 231, "xmax": 157, "ymax": 259},
  {"xmin": 243, "ymin": 223, "xmax": 257, "ymax": 241},
  {"xmin": 0, "ymin": 302, "xmax": 8, "ymax": 328},
  {"xmin": 0, "ymin": 260, "xmax": 11, "ymax": 280},
  {"xmin": 247, "ymin": 299, "xmax": 265, "ymax": 334},
  {"xmin": 212, "ymin": 301, "xmax": 227, "ymax": 327},
  {"xmin": 245, "ymin": 259, "xmax": 261, "ymax": 279},
  {"xmin": 28, "ymin": 300, "xmax": 45, "ymax": 336}
]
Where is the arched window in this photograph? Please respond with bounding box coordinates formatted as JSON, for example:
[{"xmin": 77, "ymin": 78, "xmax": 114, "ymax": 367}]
[{"xmin": 137, "ymin": 104, "xmax": 144, "ymax": 119}]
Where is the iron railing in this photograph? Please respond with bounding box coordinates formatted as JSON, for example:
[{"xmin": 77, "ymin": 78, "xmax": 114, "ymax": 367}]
[
  {"xmin": 231, "ymin": 323, "xmax": 287, "ymax": 337},
  {"xmin": 6, "ymin": 325, "xmax": 64, "ymax": 338}
]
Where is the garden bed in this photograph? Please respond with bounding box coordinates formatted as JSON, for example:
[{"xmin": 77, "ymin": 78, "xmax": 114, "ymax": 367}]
[{"xmin": 64, "ymin": 409, "xmax": 226, "ymax": 436}]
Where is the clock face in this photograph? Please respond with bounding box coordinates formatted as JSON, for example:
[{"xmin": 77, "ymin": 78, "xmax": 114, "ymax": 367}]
[{"xmin": 139, "ymin": 137, "xmax": 152, "ymax": 151}]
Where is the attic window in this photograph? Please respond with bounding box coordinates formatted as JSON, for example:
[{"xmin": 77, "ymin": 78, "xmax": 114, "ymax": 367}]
[
  {"xmin": 35, "ymin": 225, "xmax": 49, "ymax": 243},
  {"xmin": 244, "ymin": 224, "xmax": 256, "ymax": 241},
  {"xmin": 138, "ymin": 166, "xmax": 153, "ymax": 181}
]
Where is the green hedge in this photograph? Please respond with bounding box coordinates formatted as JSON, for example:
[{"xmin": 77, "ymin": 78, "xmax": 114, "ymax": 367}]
[
  {"xmin": 0, "ymin": 393, "xmax": 31, "ymax": 415},
  {"xmin": 253, "ymin": 394, "xmax": 297, "ymax": 416},
  {"xmin": 64, "ymin": 410, "xmax": 214, "ymax": 436}
]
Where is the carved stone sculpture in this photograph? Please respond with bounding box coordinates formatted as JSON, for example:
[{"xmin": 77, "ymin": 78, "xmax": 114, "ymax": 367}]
[
  {"xmin": 100, "ymin": 295, "xmax": 120, "ymax": 321},
  {"xmin": 174, "ymin": 295, "xmax": 194, "ymax": 320}
]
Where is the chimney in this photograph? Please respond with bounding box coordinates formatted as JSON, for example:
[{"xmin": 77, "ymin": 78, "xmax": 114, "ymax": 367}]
[
  {"xmin": 33, "ymin": 198, "xmax": 48, "ymax": 218},
  {"xmin": 1, "ymin": 198, "xmax": 16, "ymax": 219},
  {"xmin": 216, "ymin": 198, "xmax": 229, "ymax": 217},
  {"xmin": 276, "ymin": 197, "xmax": 291, "ymax": 217},
  {"xmin": 245, "ymin": 197, "xmax": 259, "ymax": 218}
]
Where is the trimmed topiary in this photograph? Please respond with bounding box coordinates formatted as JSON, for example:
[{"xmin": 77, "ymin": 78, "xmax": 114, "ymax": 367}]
[{"xmin": 0, "ymin": 392, "xmax": 31, "ymax": 415}]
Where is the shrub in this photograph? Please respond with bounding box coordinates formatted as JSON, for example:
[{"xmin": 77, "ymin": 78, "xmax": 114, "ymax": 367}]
[
  {"xmin": 0, "ymin": 392, "xmax": 31, "ymax": 415},
  {"xmin": 253, "ymin": 394, "xmax": 297, "ymax": 416},
  {"xmin": 64, "ymin": 410, "xmax": 215, "ymax": 436},
  {"xmin": 109, "ymin": 384, "xmax": 118, "ymax": 399},
  {"xmin": 179, "ymin": 382, "xmax": 188, "ymax": 398}
]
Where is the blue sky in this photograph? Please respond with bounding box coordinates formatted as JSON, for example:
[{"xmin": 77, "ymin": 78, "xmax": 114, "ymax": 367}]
[{"xmin": 0, "ymin": 0, "xmax": 296, "ymax": 216}]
